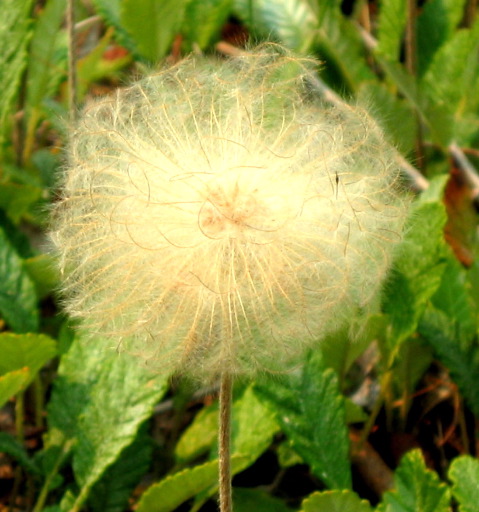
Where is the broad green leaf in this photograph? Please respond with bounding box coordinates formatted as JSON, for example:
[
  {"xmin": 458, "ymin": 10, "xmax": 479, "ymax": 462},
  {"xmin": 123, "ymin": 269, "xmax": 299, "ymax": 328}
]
[
  {"xmin": 231, "ymin": 385, "xmax": 279, "ymax": 458},
  {"xmin": 378, "ymin": 450, "xmax": 450, "ymax": 512},
  {"xmin": 0, "ymin": 332, "xmax": 57, "ymax": 377},
  {"xmin": 0, "ymin": 332, "xmax": 56, "ymax": 408},
  {"xmin": 24, "ymin": 0, "xmax": 67, "ymax": 162},
  {"xmin": 255, "ymin": 351, "xmax": 351, "ymax": 489},
  {"xmin": 24, "ymin": 254, "xmax": 60, "ymax": 300},
  {"xmin": 175, "ymin": 403, "xmax": 218, "ymax": 464},
  {"xmin": 234, "ymin": 487, "xmax": 293, "ymax": 512},
  {"xmin": 301, "ymin": 489, "xmax": 373, "ymax": 512},
  {"xmin": 0, "ymin": 0, "xmax": 34, "ymax": 150},
  {"xmin": 234, "ymin": 0, "xmax": 317, "ymax": 52},
  {"xmin": 431, "ymin": 257, "xmax": 476, "ymax": 342},
  {"xmin": 0, "ymin": 226, "xmax": 39, "ymax": 332},
  {"xmin": 0, "ymin": 181, "xmax": 43, "ymax": 224},
  {"xmin": 0, "ymin": 369, "xmax": 30, "ymax": 409},
  {"xmin": 182, "ymin": 0, "xmax": 232, "ymax": 49},
  {"xmin": 0, "ymin": 432, "xmax": 40, "ymax": 475},
  {"xmin": 419, "ymin": 306, "xmax": 479, "ymax": 416},
  {"xmin": 120, "ymin": 0, "xmax": 189, "ymax": 62},
  {"xmin": 376, "ymin": 0, "xmax": 407, "ymax": 61},
  {"xmin": 449, "ymin": 456, "xmax": 479, "ymax": 512},
  {"xmin": 47, "ymin": 333, "xmax": 169, "ymax": 511},
  {"xmin": 89, "ymin": 427, "xmax": 153, "ymax": 512},
  {"xmin": 136, "ymin": 455, "xmax": 246, "ymax": 512},
  {"xmin": 382, "ymin": 200, "xmax": 447, "ymax": 352},
  {"xmin": 417, "ymin": 0, "xmax": 468, "ymax": 76}
]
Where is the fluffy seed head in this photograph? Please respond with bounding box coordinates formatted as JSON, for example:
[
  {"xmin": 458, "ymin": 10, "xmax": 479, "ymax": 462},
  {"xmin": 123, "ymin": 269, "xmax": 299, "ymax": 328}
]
[{"xmin": 51, "ymin": 45, "xmax": 409, "ymax": 380}]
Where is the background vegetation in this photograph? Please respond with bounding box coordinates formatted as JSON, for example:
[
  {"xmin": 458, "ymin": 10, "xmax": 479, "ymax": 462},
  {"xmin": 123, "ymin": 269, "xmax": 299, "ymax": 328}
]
[{"xmin": 1, "ymin": 0, "xmax": 479, "ymax": 510}]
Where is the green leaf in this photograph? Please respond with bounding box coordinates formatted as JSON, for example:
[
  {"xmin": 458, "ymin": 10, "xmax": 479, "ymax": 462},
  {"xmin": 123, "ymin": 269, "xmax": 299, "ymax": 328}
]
[
  {"xmin": 255, "ymin": 351, "xmax": 351, "ymax": 489},
  {"xmin": 182, "ymin": 0, "xmax": 232, "ymax": 49},
  {"xmin": 0, "ymin": 369, "xmax": 30, "ymax": 409},
  {"xmin": 136, "ymin": 455, "xmax": 246, "ymax": 512},
  {"xmin": 378, "ymin": 450, "xmax": 450, "ymax": 512},
  {"xmin": 301, "ymin": 489, "xmax": 373, "ymax": 512},
  {"xmin": 234, "ymin": 0, "xmax": 317, "ymax": 52},
  {"xmin": 419, "ymin": 306, "xmax": 479, "ymax": 416},
  {"xmin": 234, "ymin": 487, "xmax": 293, "ymax": 512},
  {"xmin": 89, "ymin": 426, "xmax": 153, "ymax": 512},
  {"xmin": 382, "ymin": 200, "xmax": 448, "ymax": 352},
  {"xmin": 91, "ymin": 0, "xmax": 136, "ymax": 53},
  {"xmin": 175, "ymin": 402, "xmax": 218, "ymax": 464},
  {"xmin": 417, "ymin": 0, "xmax": 468, "ymax": 76},
  {"xmin": 24, "ymin": 0, "xmax": 67, "ymax": 161},
  {"xmin": 449, "ymin": 456, "xmax": 479, "ymax": 512},
  {"xmin": 47, "ymin": 333, "xmax": 169, "ymax": 511},
  {"xmin": 0, "ymin": 0, "xmax": 34, "ymax": 150},
  {"xmin": 120, "ymin": 0, "xmax": 189, "ymax": 62},
  {"xmin": 0, "ymin": 332, "xmax": 57, "ymax": 377},
  {"xmin": 0, "ymin": 432, "xmax": 40, "ymax": 475},
  {"xmin": 0, "ymin": 226, "xmax": 39, "ymax": 332},
  {"xmin": 357, "ymin": 82, "xmax": 416, "ymax": 155},
  {"xmin": 376, "ymin": 0, "xmax": 407, "ymax": 61},
  {"xmin": 0, "ymin": 181, "xmax": 43, "ymax": 224},
  {"xmin": 0, "ymin": 333, "xmax": 57, "ymax": 407}
]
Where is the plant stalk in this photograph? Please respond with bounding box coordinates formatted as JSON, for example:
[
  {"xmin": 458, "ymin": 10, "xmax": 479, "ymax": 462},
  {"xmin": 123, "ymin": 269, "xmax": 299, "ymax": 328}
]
[{"xmin": 218, "ymin": 372, "xmax": 233, "ymax": 512}]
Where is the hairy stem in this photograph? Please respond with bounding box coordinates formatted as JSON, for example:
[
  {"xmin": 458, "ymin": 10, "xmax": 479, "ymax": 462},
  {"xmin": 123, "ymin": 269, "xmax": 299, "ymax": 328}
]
[{"xmin": 218, "ymin": 372, "xmax": 233, "ymax": 512}]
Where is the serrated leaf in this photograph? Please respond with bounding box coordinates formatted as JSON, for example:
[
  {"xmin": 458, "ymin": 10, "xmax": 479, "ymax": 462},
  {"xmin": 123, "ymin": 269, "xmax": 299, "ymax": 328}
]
[
  {"xmin": 301, "ymin": 489, "xmax": 373, "ymax": 512},
  {"xmin": 234, "ymin": 487, "xmax": 293, "ymax": 512},
  {"xmin": 47, "ymin": 333, "xmax": 169, "ymax": 511},
  {"xmin": 419, "ymin": 306, "xmax": 479, "ymax": 416},
  {"xmin": 0, "ymin": 432, "xmax": 40, "ymax": 475},
  {"xmin": 0, "ymin": 226, "xmax": 39, "ymax": 332},
  {"xmin": 0, "ymin": 332, "xmax": 57, "ymax": 377},
  {"xmin": 255, "ymin": 351, "xmax": 351, "ymax": 489},
  {"xmin": 91, "ymin": 0, "xmax": 136, "ymax": 53},
  {"xmin": 136, "ymin": 455, "xmax": 246, "ymax": 512},
  {"xmin": 182, "ymin": 0, "xmax": 232, "ymax": 49},
  {"xmin": 378, "ymin": 450, "xmax": 450, "ymax": 512},
  {"xmin": 376, "ymin": 0, "xmax": 407, "ymax": 61},
  {"xmin": 449, "ymin": 456, "xmax": 479, "ymax": 512},
  {"xmin": 382, "ymin": 201, "xmax": 447, "ymax": 351},
  {"xmin": 0, "ymin": 0, "xmax": 34, "ymax": 150},
  {"xmin": 233, "ymin": 0, "xmax": 317, "ymax": 52},
  {"xmin": 24, "ymin": 0, "xmax": 67, "ymax": 161},
  {"xmin": 0, "ymin": 369, "xmax": 30, "ymax": 409},
  {"xmin": 120, "ymin": 0, "xmax": 189, "ymax": 62},
  {"xmin": 89, "ymin": 427, "xmax": 153, "ymax": 512}
]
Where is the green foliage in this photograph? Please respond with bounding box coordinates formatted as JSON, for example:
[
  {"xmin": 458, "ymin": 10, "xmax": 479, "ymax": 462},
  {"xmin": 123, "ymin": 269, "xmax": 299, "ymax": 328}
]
[
  {"xmin": 449, "ymin": 456, "xmax": 479, "ymax": 512},
  {"xmin": 2, "ymin": 0, "xmax": 479, "ymax": 511},
  {"xmin": 255, "ymin": 351, "xmax": 351, "ymax": 489},
  {"xmin": 0, "ymin": 0, "xmax": 34, "ymax": 152},
  {"xmin": 378, "ymin": 450, "xmax": 450, "ymax": 512},
  {"xmin": 301, "ymin": 489, "xmax": 373, "ymax": 512}
]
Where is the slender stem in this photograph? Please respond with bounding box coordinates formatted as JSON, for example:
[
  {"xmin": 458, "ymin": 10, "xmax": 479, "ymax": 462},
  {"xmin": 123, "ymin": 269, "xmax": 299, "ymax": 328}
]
[{"xmin": 218, "ymin": 373, "xmax": 233, "ymax": 512}]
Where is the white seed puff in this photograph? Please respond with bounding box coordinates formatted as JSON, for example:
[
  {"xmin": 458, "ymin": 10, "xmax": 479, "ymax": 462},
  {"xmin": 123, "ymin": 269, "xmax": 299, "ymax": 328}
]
[{"xmin": 51, "ymin": 45, "xmax": 409, "ymax": 380}]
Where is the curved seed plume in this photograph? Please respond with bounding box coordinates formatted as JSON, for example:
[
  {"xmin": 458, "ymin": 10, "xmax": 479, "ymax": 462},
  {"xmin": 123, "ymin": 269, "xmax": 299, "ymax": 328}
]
[{"xmin": 51, "ymin": 44, "xmax": 410, "ymax": 381}]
